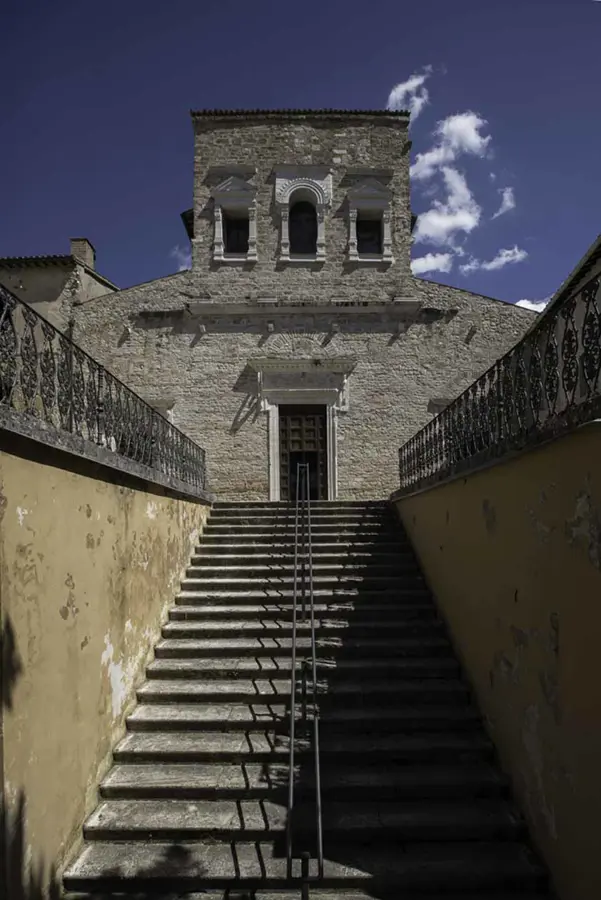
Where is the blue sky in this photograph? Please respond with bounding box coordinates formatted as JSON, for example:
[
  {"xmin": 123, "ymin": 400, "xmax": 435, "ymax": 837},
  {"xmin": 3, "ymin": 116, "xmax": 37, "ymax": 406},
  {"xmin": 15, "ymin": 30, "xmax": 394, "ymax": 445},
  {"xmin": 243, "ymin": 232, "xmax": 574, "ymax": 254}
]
[{"xmin": 2, "ymin": 0, "xmax": 599, "ymax": 310}]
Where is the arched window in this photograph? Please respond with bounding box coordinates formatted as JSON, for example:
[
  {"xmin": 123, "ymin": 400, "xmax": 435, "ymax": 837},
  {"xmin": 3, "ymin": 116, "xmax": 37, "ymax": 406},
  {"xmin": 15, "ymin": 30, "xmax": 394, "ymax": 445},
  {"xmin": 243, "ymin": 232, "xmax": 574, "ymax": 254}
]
[{"xmin": 289, "ymin": 200, "xmax": 318, "ymax": 255}]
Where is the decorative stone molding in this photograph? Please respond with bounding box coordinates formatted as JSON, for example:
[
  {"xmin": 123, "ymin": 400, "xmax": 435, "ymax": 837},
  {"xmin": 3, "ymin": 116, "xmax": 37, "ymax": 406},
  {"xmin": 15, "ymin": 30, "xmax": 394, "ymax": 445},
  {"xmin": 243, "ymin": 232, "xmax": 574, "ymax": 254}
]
[
  {"xmin": 248, "ymin": 355, "xmax": 355, "ymax": 501},
  {"xmin": 347, "ymin": 178, "xmax": 394, "ymax": 263},
  {"xmin": 211, "ymin": 176, "xmax": 257, "ymax": 262},
  {"xmin": 274, "ymin": 166, "xmax": 332, "ymax": 262}
]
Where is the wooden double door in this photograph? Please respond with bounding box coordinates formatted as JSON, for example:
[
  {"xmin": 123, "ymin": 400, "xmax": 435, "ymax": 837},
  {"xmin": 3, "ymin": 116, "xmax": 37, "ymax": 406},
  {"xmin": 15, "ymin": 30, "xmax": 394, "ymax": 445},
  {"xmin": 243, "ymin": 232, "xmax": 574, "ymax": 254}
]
[{"xmin": 279, "ymin": 405, "xmax": 328, "ymax": 501}]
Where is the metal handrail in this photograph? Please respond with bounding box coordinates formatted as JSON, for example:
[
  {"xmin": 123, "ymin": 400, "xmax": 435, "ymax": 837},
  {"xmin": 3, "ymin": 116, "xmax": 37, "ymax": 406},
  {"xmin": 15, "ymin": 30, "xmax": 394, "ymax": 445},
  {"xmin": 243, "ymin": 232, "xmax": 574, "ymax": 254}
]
[{"xmin": 286, "ymin": 462, "xmax": 324, "ymax": 892}]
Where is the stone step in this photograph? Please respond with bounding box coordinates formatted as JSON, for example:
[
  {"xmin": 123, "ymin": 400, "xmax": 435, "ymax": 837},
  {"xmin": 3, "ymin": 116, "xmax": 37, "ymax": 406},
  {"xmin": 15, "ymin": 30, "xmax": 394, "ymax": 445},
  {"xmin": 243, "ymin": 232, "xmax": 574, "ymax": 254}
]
[
  {"xmin": 185, "ymin": 562, "xmax": 417, "ymax": 578},
  {"xmin": 169, "ymin": 602, "xmax": 437, "ymax": 621},
  {"xmin": 209, "ymin": 510, "xmax": 393, "ymax": 523},
  {"xmin": 65, "ymin": 891, "xmax": 549, "ymax": 900},
  {"xmin": 136, "ymin": 677, "xmax": 469, "ymax": 706},
  {"xmin": 99, "ymin": 761, "xmax": 508, "ymax": 802},
  {"xmin": 161, "ymin": 619, "xmax": 443, "ymax": 640},
  {"xmin": 203, "ymin": 523, "xmax": 399, "ymax": 535},
  {"xmin": 64, "ymin": 839, "xmax": 546, "ymax": 893},
  {"xmin": 190, "ymin": 550, "xmax": 409, "ymax": 565},
  {"xmin": 195, "ymin": 540, "xmax": 408, "ymax": 553},
  {"xmin": 178, "ymin": 576, "xmax": 424, "ymax": 595},
  {"xmin": 103, "ymin": 883, "xmax": 549, "ymax": 900},
  {"xmin": 176, "ymin": 587, "xmax": 431, "ymax": 604},
  {"xmin": 154, "ymin": 635, "xmax": 453, "ymax": 659},
  {"xmin": 145, "ymin": 656, "xmax": 460, "ymax": 680},
  {"xmin": 211, "ymin": 497, "xmax": 390, "ymax": 509},
  {"xmin": 113, "ymin": 729, "xmax": 494, "ymax": 764},
  {"xmin": 82, "ymin": 797, "xmax": 523, "ymax": 842},
  {"xmin": 126, "ymin": 702, "xmax": 480, "ymax": 733}
]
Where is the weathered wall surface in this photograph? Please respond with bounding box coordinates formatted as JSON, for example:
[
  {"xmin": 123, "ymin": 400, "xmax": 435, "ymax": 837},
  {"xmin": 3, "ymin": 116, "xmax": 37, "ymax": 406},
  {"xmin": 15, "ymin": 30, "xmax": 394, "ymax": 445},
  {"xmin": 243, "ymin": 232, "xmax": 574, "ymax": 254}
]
[
  {"xmin": 191, "ymin": 113, "xmax": 413, "ymax": 300},
  {"xmin": 394, "ymin": 422, "xmax": 601, "ymax": 900},
  {"xmin": 0, "ymin": 265, "xmax": 74, "ymax": 330},
  {"xmin": 0, "ymin": 438, "xmax": 210, "ymax": 897},
  {"xmin": 0, "ymin": 262, "xmax": 115, "ymax": 332},
  {"xmin": 72, "ymin": 273, "xmax": 534, "ymax": 499}
]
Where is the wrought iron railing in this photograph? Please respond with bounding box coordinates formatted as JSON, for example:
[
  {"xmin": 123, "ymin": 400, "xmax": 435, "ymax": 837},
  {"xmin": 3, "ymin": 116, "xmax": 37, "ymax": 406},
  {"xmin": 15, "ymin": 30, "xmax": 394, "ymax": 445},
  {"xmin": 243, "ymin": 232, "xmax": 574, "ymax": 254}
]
[
  {"xmin": 0, "ymin": 283, "xmax": 206, "ymax": 491},
  {"xmin": 287, "ymin": 462, "xmax": 324, "ymax": 896},
  {"xmin": 398, "ymin": 272, "xmax": 601, "ymax": 493}
]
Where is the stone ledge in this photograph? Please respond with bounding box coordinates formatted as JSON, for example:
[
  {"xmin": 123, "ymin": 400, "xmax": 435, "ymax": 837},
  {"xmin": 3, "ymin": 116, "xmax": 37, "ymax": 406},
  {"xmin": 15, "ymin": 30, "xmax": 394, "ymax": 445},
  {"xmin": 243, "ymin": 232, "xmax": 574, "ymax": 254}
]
[{"xmin": 0, "ymin": 406, "xmax": 214, "ymax": 505}]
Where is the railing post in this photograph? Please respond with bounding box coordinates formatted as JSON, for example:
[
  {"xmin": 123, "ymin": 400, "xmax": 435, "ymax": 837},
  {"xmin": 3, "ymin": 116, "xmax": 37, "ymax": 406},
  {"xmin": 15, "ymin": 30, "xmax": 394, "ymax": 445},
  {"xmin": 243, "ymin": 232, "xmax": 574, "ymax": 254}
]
[
  {"xmin": 67, "ymin": 317, "xmax": 75, "ymax": 434},
  {"xmin": 301, "ymin": 658, "xmax": 308, "ymax": 725},
  {"xmin": 96, "ymin": 369, "xmax": 104, "ymax": 445},
  {"xmin": 301, "ymin": 851, "xmax": 310, "ymax": 900}
]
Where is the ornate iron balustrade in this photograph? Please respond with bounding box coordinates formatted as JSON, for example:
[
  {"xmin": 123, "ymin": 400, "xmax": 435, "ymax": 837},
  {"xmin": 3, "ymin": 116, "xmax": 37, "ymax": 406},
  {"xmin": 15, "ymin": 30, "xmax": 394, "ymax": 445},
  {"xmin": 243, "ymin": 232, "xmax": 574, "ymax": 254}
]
[
  {"xmin": 0, "ymin": 283, "xmax": 206, "ymax": 492},
  {"xmin": 398, "ymin": 272, "xmax": 601, "ymax": 493}
]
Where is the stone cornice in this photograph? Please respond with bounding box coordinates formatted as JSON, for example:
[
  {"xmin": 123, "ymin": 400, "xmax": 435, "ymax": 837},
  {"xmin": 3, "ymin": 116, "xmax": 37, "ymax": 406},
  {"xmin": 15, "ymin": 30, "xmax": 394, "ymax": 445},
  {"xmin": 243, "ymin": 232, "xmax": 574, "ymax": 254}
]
[
  {"xmin": 148, "ymin": 297, "xmax": 426, "ymax": 317},
  {"xmin": 247, "ymin": 356, "xmax": 357, "ymax": 374}
]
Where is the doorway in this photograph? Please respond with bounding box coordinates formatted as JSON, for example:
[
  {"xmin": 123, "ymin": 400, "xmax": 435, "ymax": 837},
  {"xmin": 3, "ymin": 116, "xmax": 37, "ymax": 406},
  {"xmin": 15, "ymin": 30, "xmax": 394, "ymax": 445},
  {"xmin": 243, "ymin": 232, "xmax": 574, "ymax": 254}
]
[{"xmin": 279, "ymin": 405, "xmax": 328, "ymax": 501}]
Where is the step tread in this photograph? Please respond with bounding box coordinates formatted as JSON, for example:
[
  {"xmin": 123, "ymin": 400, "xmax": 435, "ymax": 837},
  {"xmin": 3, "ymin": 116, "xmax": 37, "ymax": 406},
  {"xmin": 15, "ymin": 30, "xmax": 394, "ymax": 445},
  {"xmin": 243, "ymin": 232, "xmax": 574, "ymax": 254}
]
[
  {"xmin": 186, "ymin": 564, "xmax": 413, "ymax": 573},
  {"xmin": 64, "ymin": 839, "xmax": 544, "ymax": 888},
  {"xmin": 177, "ymin": 588, "xmax": 429, "ymax": 599},
  {"xmin": 137, "ymin": 678, "xmax": 468, "ymax": 699},
  {"xmin": 181, "ymin": 574, "xmax": 415, "ymax": 584},
  {"xmin": 170, "ymin": 603, "xmax": 435, "ymax": 616},
  {"xmin": 156, "ymin": 635, "xmax": 450, "ymax": 652},
  {"xmin": 162, "ymin": 619, "xmax": 441, "ymax": 633},
  {"xmin": 101, "ymin": 762, "xmax": 505, "ymax": 794},
  {"xmin": 127, "ymin": 702, "xmax": 479, "ymax": 726},
  {"xmin": 84, "ymin": 797, "xmax": 521, "ymax": 836},
  {"xmin": 197, "ymin": 542, "xmax": 407, "ymax": 550},
  {"xmin": 146, "ymin": 656, "xmax": 460, "ymax": 675},
  {"xmin": 114, "ymin": 730, "xmax": 494, "ymax": 760}
]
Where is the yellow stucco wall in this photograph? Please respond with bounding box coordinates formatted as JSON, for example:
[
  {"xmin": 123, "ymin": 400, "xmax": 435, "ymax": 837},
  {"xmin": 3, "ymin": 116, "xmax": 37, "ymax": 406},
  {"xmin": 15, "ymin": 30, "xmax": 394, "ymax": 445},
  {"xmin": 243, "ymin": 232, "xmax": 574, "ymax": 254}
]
[
  {"xmin": 395, "ymin": 422, "xmax": 601, "ymax": 900},
  {"xmin": 0, "ymin": 444, "xmax": 210, "ymax": 897}
]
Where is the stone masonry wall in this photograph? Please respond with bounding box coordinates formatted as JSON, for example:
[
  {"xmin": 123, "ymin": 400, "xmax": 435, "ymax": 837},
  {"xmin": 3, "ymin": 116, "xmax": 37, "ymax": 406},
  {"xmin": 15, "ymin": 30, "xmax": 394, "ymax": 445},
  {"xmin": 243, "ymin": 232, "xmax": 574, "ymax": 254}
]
[
  {"xmin": 72, "ymin": 270, "xmax": 536, "ymax": 499},
  {"xmin": 189, "ymin": 112, "xmax": 414, "ymax": 302},
  {"xmin": 70, "ymin": 112, "xmax": 537, "ymax": 498}
]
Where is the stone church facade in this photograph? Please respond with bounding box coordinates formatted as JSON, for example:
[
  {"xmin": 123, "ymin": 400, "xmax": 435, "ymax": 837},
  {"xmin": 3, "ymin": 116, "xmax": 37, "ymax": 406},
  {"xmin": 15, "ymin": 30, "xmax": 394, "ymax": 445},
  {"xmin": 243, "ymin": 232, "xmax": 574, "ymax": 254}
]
[{"xmin": 71, "ymin": 109, "xmax": 535, "ymax": 499}]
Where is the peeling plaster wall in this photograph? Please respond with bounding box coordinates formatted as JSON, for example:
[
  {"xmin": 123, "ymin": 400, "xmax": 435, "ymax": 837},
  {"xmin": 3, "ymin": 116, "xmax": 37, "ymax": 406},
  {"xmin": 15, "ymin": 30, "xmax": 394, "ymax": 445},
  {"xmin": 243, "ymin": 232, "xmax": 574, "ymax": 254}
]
[
  {"xmin": 0, "ymin": 442, "xmax": 210, "ymax": 897},
  {"xmin": 394, "ymin": 421, "xmax": 601, "ymax": 900}
]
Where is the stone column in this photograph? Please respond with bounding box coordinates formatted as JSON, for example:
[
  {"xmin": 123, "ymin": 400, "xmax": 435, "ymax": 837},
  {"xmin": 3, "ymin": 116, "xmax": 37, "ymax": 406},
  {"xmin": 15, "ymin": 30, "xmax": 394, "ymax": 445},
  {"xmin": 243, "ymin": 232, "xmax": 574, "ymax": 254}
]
[
  {"xmin": 280, "ymin": 207, "xmax": 290, "ymax": 261},
  {"xmin": 316, "ymin": 203, "xmax": 326, "ymax": 261},
  {"xmin": 247, "ymin": 201, "xmax": 258, "ymax": 261},
  {"xmin": 348, "ymin": 208, "xmax": 358, "ymax": 261},
  {"xmin": 213, "ymin": 205, "xmax": 224, "ymax": 261},
  {"xmin": 382, "ymin": 209, "xmax": 393, "ymax": 262}
]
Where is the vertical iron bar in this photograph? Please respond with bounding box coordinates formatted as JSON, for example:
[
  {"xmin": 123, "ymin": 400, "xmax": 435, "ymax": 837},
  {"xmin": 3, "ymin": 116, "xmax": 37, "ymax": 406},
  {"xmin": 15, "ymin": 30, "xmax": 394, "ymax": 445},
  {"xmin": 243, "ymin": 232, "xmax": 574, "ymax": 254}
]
[
  {"xmin": 301, "ymin": 659, "xmax": 308, "ymax": 724},
  {"xmin": 301, "ymin": 851, "xmax": 310, "ymax": 900},
  {"xmin": 301, "ymin": 463, "xmax": 307, "ymax": 622},
  {"xmin": 67, "ymin": 317, "xmax": 75, "ymax": 434},
  {"xmin": 286, "ymin": 462, "xmax": 302, "ymax": 879},
  {"xmin": 314, "ymin": 712, "xmax": 324, "ymax": 879}
]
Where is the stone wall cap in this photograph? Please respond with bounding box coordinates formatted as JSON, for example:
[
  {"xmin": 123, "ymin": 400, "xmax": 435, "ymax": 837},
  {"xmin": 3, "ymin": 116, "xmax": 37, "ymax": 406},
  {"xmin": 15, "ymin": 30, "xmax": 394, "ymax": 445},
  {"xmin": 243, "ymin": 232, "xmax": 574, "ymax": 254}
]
[{"xmin": 191, "ymin": 108, "xmax": 410, "ymax": 120}]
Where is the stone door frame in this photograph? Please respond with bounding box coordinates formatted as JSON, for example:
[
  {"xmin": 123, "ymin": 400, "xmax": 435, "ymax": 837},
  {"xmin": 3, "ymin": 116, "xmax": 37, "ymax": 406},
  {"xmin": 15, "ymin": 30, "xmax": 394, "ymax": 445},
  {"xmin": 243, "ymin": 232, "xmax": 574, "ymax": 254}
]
[
  {"xmin": 248, "ymin": 356, "xmax": 355, "ymax": 502},
  {"xmin": 264, "ymin": 394, "xmax": 338, "ymax": 501}
]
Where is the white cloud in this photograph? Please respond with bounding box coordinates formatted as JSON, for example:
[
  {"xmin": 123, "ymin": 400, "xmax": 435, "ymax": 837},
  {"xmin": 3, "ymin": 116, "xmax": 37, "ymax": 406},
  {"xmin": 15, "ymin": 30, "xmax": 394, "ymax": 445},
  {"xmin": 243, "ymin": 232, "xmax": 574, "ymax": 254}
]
[
  {"xmin": 492, "ymin": 186, "xmax": 516, "ymax": 220},
  {"xmin": 411, "ymin": 252, "xmax": 454, "ymax": 275},
  {"xmin": 516, "ymin": 296, "xmax": 552, "ymax": 313},
  {"xmin": 459, "ymin": 245, "xmax": 528, "ymax": 275},
  {"xmin": 387, "ymin": 65, "xmax": 433, "ymax": 121},
  {"xmin": 171, "ymin": 245, "xmax": 191, "ymax": 271},
  {"xmin": 414, "ymin": 167, "xmax": 481, "ymax": 248},
  {"xmin": 411, "ymin": 111, "xmax": 491, "ymax": 180}
]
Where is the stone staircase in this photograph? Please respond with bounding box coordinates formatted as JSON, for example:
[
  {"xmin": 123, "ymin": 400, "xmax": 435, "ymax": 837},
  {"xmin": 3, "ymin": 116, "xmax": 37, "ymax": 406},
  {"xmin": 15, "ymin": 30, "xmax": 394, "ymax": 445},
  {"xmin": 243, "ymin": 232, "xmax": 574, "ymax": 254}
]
[{"xmin": 64, "ymin": 500, "xmax": 551, "ymax": 899}]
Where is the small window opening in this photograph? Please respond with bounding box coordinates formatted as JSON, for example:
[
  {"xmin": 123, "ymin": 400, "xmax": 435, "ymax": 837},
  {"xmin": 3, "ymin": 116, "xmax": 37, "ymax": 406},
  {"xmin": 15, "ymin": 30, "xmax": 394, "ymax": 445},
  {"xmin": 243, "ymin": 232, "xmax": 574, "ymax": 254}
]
[
  {"xmin": 223, "ymin": 212, "xmax": 249, "ymax": 255},
  {"xmin": 289, "ymin": 201, "xmax": 317, "ymax": 255},
  {"xmin": 356, "ymin": 213, "xmax": 383, "ymax": 255}
]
